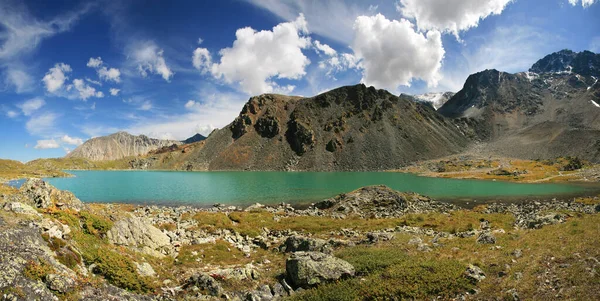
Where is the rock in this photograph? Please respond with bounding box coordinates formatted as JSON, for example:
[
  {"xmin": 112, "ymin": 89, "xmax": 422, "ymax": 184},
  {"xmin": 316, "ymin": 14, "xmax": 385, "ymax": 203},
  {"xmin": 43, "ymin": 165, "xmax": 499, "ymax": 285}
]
[
  {"xmin": 3, "ymin": 202, "xmax": 40, "ymax": 216},
  {"xmin": 526, "ymin": 214, "xmax": 565, "ymax": 229},
  {"xmin": 285, "ymin": 251, "xmax": 355, "ymax": 288},
  {"xmin": 512, "ymin": 249, "xmax": 523, "ymax": 259},
  {"xmin": 271, "ymin": 282, "xmax": 288, "ymax": 297},
  {"xmin": 282, "ymin": 235, "xmax": 330, "ymax": 253},
  {"xmin": 476, "ymin": 231, "xmax": 497, "ymax": 244},
  {"xmin": 46, "ymin": 274, "xmax": 75, "ymax": 293},
  {"xmin": 408, "ymin": 236, "xmax": 423, "ymax": 245},
  {"xmin": 417, "ymin": 243, "xmax": 432, "ymax": 252},
  {"xmin": 286, "ymin": 119, "xmax": 315, "ymax": 155},
  {"xmin": 107, "ymin": 217, "xmax": 173, "ymax": 257},
  {"xmin": 135, "ymin": 262, "xmax": 156, "ymax": 277},
  {"xmin": 365, "ymin": 231, "xmax": 395, "ymax": 243},
  {"xmin": 210, "ymin": 265, "xmax": 260, "ymax": 281},
  {"xmin": 465, "ymin": 264, "xmax": 486, "ymax": 283},
  {"xmin": 11, "ymin": 178, "xmax": 83, "ymax": 210},
  {"xmin": 185, "ymin": 272, "xmax": 223, "ymax": 297},
  {"xmin": 255, "ymin": 116, "xmax": 280, "ymax": 138},
  {"xmin": 246, "ymin": 284, "xmax": 274, "ymax": 301}
]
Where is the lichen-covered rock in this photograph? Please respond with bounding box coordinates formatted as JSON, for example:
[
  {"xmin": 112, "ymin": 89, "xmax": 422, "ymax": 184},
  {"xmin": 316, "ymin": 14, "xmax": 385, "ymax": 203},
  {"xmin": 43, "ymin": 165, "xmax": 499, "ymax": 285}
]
[
  {"xmin": 285, "ymin": 251, "xmax": 355, "ymax": 288},
  {"xmin": 184, "ymin": 272, "xmax": 223, "ymax": 297},
  {"xmin": 46, "ymin": 274, "xmax": 75, "ymax": 293},
  {"xmin": 476, "ymin": 231, "xmax": 497, "ymax": 244},
  {"xmin": 10, "ymin": 178, "xmax": 83, "ymax": 210},
  {"xmin": 282, "ymin": 235, "xmax": 330, "ymax": 253},
  {"xmin": 2, "ymin": 202, "xmax": 40, "ymax": 216},
  {"xmin": 465, "ymin": 264, "xmax": 486, "ymax": 283},
  {"xmin": 107, "ymin": 217, "xmax": 172, "ymax": 257},
  {"xmin": 135, "ymin": 262, "xmax": 156, "ymax": 277}
]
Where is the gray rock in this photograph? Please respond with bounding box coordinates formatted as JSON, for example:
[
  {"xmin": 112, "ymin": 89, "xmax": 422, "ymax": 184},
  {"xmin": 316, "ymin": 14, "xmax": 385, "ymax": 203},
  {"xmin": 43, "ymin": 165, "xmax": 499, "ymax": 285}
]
[
  {"xmin": 3, "ymin": 202, "xmax": 40, "ymax": 216},
  {"xmin": 46, "ymin": 274, "xmax": 75, "ymax": 293},
  {"xmin": 286, "ymin": 251, "xmax": 355, "ymax": 288},
  {"xmin": 476, "ymin": 231, "xmax": 496, "ymax": 244},
  {"xmin": 10, "ymin": 178, "xmax": 83, "ymax": 210},
  {"xmin": 283, "ymin": 235, "xmax": 330, "ymax": 253},
  {"xmin": 107, "ymin": 217, "xmax": 172, "ymax": 257},
  {"xmin": 465, "ymin": 264, "xmax": 486, "ymax": 283},
  {"xmin": 512, "ymin": 249, "xmax": 523, "ymax": 258},
  {"xmin": 135, "ymin": 262, "xmax": 156, "ymax": 277},
  {"xmin": 185, "ymin": 272, "xmax": 223, "ymax": 297}
]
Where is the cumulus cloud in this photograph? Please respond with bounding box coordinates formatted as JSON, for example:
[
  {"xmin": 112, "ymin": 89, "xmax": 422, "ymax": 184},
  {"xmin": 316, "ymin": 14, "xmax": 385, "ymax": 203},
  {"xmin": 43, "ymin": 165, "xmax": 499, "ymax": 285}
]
[
  {"xmin": 314, "ymin": 40, "xmax": 337, "ymax": 56},
  {"xmin": 34, "ymin": 139, "xmax": 60, "ymax": 149},
  {"xmin": 184, "ymin": 100, "xmax": 197, "ymax": 109},
  {"xmin": 131, "ymin": 41, "xmax": 174, "ymax": 81},
  {"xmin": 60, "ymin": 135, "xmax": 83, "ymax": 146},
  {"xmin": 25, "ymin": 112, "xmax": 57, "ymax": 136},
  {"xmin": 87, "ymin": 57, "xmax": 121, "ymax": 83},
  {"xmin": 397, "ymin": 0, "xmax": 513, "ymax": 39},
  {"xmin": 70, "ymin": 78, "xmax": 104, "ymax": 100},
  {"xmin": 193, "ymin": 14, "xmax": 311, "ymax": 95},
  {"xmin": 568, "ymin": 0, "xmax": 598, "ymax": 7},
  {"xmin": 109, "ymin": 88, "xmax": 120, "ymax": 96},
  {"xmin": 87, "ymin": 57, "xmax": 103, "ymax": 68},
  {"xmin": 98, "ymin": 67, "xmax": 121, "ymax": 83},
  {"xmin": 17, "ymin": 97, "xmax": 45, "ymax": 116},
  {"xmin": 352, "ymin": 14, "xmax": 444, "ymax": 90},
  {"xmin": 43, "ymin": 63, "xmax": 72, "ymax": 93}
]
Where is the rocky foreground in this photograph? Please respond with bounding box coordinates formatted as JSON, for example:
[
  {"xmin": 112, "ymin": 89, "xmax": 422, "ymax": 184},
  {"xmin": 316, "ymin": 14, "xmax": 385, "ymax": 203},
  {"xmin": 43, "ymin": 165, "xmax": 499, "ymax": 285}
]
[{"xmin": 0, "ymin": 180, "xmax": 599, "ymax": 300}]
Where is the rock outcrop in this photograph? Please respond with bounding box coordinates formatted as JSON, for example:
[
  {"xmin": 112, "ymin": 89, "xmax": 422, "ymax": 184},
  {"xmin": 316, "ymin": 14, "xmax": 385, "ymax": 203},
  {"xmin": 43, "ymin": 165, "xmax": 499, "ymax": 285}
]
[
  {"xmin": 7, "ymin": 178, "xmax": 83, "ymax": 210},
  {"xmin": 286, "ymin": 251, "xmax": 355, "ymax": 288},
  {"xmin": 66, "ymin": 131, "xmax": 181, "ymax": 161},
  {"xmin": 106, "ymin": 217, "xmax": 173, "ymax": 257}
]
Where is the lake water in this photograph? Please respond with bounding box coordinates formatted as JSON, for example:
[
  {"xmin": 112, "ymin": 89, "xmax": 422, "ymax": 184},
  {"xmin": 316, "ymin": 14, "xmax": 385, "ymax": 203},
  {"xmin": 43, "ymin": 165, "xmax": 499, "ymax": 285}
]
[{"xmin": 43, "ymin": 170, "xmax": 597, "ymax": 207}]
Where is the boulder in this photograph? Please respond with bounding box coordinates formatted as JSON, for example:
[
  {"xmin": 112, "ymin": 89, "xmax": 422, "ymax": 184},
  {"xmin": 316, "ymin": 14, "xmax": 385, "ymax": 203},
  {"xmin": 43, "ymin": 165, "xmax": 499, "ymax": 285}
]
[
  {"xmin": 3, "ymin": 202, "xmax": 40, "ymax": 216},
  {"xmin": 107, "ymin": 217, "xmax": 172, "ymax": 257},
  {"xmin": 465, "ymin": 264, "xmax": 486, "ymax": 283},
  {"xmin": 185, "ymin": 272, "xmax": 223, "ymax": 297},
  {"xmin": 476, "ymin": 231, "xmax": 497, "ymax": 244},
  {"xmin": 46, "ymin": 274, "xmax": 75, "ymax": 294},
  {"xmin": 135, "ymin": 262, "xmax": 156, "ymax": 277},
  {"xmin": 285, "ymin": 251, "xmax": 355, "ymax": 288},
  {"xmin": 12, "ymin": 178, "xmax": 83, "ymax": 210},
  {"xmin": 282, "ymin": 235, "xmax": 330, "ymax": 253}
]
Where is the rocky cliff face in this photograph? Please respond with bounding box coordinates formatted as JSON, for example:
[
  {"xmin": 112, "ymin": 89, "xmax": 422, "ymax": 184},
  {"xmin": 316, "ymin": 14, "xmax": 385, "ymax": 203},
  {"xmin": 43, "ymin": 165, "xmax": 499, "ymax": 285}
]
[
  {"xmin": 438, "ymin": 50, "xmax": 600, "ymax": 161},
  {"xmin": 412, "ymin": 92, "xmax": 455, "ymax": 110},
  {"xmin": 143, "ymin": 84, "xmax": 470, "ymax": 171},
  {"xmin": 66, "ymin": 132, "xmax": 181, "ymax": 161}
]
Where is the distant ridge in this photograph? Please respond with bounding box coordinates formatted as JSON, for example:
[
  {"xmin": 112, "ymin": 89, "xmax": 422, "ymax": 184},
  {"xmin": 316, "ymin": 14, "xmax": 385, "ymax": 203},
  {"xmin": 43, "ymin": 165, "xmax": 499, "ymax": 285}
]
[
  {"xmin": 182, "ymin": 133, "xmax": 207, "ymax": 144},
  {"xmin": 66, "ymin": 131, "xmax": 181, "ymax": 161}
]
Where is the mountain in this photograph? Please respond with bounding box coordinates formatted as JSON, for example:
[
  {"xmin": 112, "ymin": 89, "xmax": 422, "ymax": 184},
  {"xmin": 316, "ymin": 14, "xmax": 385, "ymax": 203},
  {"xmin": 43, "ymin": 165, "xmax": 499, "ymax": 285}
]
[
  {"xmin": 66, "ymin": 132, "xmax": 181, "ymax": 161},
  {"xmin": 182, "ymin": 133, "xmax": 207, "ymax": 144},
  {"xmin": 412, "ymin": 92, "xmax": 455, "ymax": 110},
  {"xmin": 438, "ymin": 50, "xmax": 600, "ymax": 161},
  {"xmin": 529, "ymin": 49, "xmax": 600, "ymax": 76},
  {"xmin": 139, "ymin": 84, "xmax": 470, "ymax": 171}
]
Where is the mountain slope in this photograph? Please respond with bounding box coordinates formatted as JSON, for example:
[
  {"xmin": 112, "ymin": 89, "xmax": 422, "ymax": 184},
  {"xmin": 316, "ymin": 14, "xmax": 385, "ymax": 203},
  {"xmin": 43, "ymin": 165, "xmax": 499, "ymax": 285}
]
[
  {"xmin": 143, "ymin": 84, "xmax": 471, "ymax": 171},
  {"xmin": 66, "ymin": 132, "xmax": 181, "ymax": 161},
  {"xmin": 413, "ymin": 92, "xmax": 455, "ymax": 110},
  {"xmin": 438, "ymin": 50, "xmax": 600, "ymax": 161},
  {"xmin": 182, "ymin": 133, "xmax": 207, "ymax": 144}
]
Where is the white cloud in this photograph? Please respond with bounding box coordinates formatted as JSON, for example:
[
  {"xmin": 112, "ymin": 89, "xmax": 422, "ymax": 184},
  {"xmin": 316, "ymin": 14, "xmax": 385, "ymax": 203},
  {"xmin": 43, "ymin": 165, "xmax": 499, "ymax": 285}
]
[
  {"xmin": 25, "ymin": 112, "xmax": 57, "ymax": 136},
  {"xmin": 397, "ymin": 0, "xmax": 513, "ymax": 39},
  {"xmin": 60, "ymin": 135, "xmax": 83, "ymax": 146},
  {"xmin": 109, "ymin": 88, "xmax": 120, "ymax": 96},
  {"xmin": 91, "ymin": 102, "xmax": 96, "ymax": 110},
  {"xmin": 98, "ymin": 67, "xmax": 121, "ymax": 83},
  {"xmin": 86, "ymin": 78, "xmax": 102, "ymax": 86},
  {"xmin": 184, "ymin": 100, "xmax": 197, "ymax": 109},
  {"xmin": 126, "ymin": 86, "xmax": 245, "ymax": 140},
  {"xmin": 4, "ymin": 68, "xmax": 34, "ymax": 93},
  {"xmin": 131, "ymin": 41, "xmax": 174, "ymax": 81},
  {"xmin": 6, "ymin": 110, "xmax": 18, "ymax": 118},
  {"xmin": 352, "ymin": 14, "xmax": 444, "ymax": 90},
  {"xmin": 86, "ymin": 57, "xmax": 103, "ymax": 68},
  {"xmin": 246, "ymin": 0, "xmax": 364, "ymax": 45},
  {"xmin": 314, "ymin": 40, "xmax": 337, "ymax": 56},
  {"xmin": 34, "ymin": 139, "xmax": 60, "ymax": 149},
  {"xmin": 194, "ymin": 14, "xmax": 311, "ymax": 95},
  {"xmin": 197, "ymin": 37, "xmax": 204, "ymax": 45},
  {"xmin": 192, "ymin": 48, "xmax": 212, "ymax": 74},
  {"xmin": 17, "ymin": 97, "xmax": 45, "ymax": 116},
  {"xmin": 568, "ymin": 0, "xmax": 598, "ymax": 7},
  {"xmin": 71, "ymin": 78, "xmax": 104, "ymax": 100},
  {"xmin": 43, "ymin": 63, "xmax": 72, "ymax": 93},
  {"xmin": 139, "ymin": 101, "xmax": 152, "ymax": 111}
]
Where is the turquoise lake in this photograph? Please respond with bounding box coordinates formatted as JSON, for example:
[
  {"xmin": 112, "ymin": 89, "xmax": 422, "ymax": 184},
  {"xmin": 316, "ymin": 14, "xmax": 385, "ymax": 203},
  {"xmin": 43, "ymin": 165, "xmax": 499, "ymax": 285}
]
[{"xmin": 44, "ymin": 171, "xmax": 598, "ymax": 207}]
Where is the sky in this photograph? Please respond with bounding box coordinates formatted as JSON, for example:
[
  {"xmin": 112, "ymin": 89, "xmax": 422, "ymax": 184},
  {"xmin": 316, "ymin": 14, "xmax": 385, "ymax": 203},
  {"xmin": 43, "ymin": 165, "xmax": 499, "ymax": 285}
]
[{"xmin": 0, "ymin": 0, "xmax": 599, "ymax": 162}]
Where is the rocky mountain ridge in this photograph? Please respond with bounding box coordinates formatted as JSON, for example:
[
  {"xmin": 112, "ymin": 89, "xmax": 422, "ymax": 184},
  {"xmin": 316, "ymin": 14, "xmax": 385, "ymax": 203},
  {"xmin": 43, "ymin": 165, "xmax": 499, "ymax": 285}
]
[{"xmin": 66, "ymin": 132, "xmax": 181, "ymax": 161}]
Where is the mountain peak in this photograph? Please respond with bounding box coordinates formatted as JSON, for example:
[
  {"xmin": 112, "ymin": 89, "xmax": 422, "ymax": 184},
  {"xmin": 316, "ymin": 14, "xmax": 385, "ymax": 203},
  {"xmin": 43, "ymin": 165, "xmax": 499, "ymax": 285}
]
[{"xmin": 529, "ymin": 49, "xmax": 599, "ymax": 76}]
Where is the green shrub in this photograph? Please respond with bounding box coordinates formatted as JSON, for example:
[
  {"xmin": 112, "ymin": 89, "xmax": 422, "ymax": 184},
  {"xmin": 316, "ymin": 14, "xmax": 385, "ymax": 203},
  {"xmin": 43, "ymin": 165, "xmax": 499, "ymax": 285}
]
[{"xmin": 80, "ymin": 211, "xmax": 113, "ymax": 237}]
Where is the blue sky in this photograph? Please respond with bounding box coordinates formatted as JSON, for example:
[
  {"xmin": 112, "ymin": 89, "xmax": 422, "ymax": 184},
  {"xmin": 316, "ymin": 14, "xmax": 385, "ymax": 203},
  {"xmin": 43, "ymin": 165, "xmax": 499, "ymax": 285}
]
[{"xmin": 0, "ymin": 0, "xmax": 599, "ymax": 162}]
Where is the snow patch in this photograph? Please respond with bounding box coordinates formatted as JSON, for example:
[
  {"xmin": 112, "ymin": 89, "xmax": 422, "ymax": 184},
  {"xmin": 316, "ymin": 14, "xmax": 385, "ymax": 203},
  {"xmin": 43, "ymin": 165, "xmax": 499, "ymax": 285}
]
[
  {"xmin": 591, "ymin": 100, "xmax": 600, "ymax": 108},
  {"xmin": 523, "ymin": 71, "xmax": 538, "ymax": 82},
  {"xmin": 413, "ymin": 92, "xmax": 453, "ymax": 110}
]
